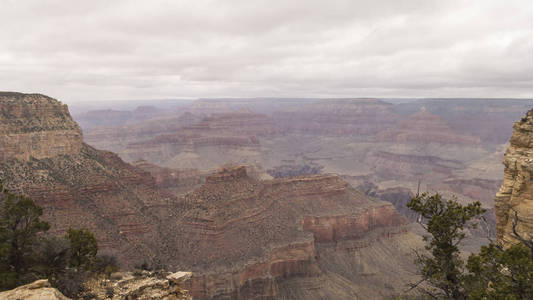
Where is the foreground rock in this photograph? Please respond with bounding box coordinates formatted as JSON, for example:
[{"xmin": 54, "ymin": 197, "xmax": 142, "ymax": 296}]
[
  {"xmin": 495, "ymin": 109, "xmax": 533, "ymax": 246},
  {"xmin": 83, "ymin": 271, "xmax": 192, "ymax": 300},
  {"xmin": 0, "ymin": 279, "xmax": 70, "ymax": 300}
]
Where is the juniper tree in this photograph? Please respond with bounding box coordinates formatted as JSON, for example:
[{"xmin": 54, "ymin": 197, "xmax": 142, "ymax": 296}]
[
  {"xmin": 0, "ymin": 180, "xmax": 50, "ymax": 290},
  {"xmin": 407, "ymin": 193, "xmax": 484, "ymax": 299}
]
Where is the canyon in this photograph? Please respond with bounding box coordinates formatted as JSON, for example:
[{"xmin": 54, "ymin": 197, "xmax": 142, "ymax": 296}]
[
  {"xmin": 82, "ymin": 98, "xmax": 533, "ymax": 212},
  {"xmin": 0, "ymin": 92, "xmax": 425, "ymax": 299},
  {"xmin": 2, "ymin": 92, "xmax": 532, "ymax": 299}
]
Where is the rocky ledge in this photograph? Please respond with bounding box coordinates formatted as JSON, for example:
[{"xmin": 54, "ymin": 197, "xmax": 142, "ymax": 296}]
[
  {"xmin": 0, "ymin": 272, "xmax": 192, "ymax": 300},
  {"xmin": 495, "ymin": 109, "xmax": 533, "ymax": 246}
]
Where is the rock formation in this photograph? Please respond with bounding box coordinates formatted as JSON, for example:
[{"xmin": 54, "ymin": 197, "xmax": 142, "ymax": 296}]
[
  {"xmin": 119, "ymin": 111, "xmax": 276, "ymax": 171},
  {"xmin": 0, "ymin": 92, "xmax": 174, "ymax": 266},
  {"xmin": 0, "ymin": 92, "xmax": 423, "ymax": 298},
  {"xmin": 0, "ymin": 279, "xmax": 70, "ymax": 300},
  {"xmin": 132, "ymin": 159, "xmax": 206, "ymax": 195},
  {"xmin": 0, "ymin": 92, "xmax": 82, "ymax": 161},
  {"xmin": 273, "ymin": 99, "xmax": 398, "ymax": 137},
  {"xmin": 78, "ymin": 98, "xmax": 511, "ymax": 211},
  {"xmin": 495, "ymin": 109, "xmax": 533, "ymax": 246},
  {"xmin": 163, "ymin": 166, "xmax": 421, "ymax": 299},
  {"xmin": 82, "ymin": 271, "xmax": 192, "ymax": 300},
  {"xmin": 84, "ymin": 112, "xmax": 202, "ymax": 153},
  {"xmin": 376, "ymin": 108, "xmax": 480, "ymax": 145}
]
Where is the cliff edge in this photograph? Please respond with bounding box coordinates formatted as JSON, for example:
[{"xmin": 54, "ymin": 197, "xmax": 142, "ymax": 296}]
[{"xmin": 495, "ymin": 109, "xmax": 533, "ymax": 246}]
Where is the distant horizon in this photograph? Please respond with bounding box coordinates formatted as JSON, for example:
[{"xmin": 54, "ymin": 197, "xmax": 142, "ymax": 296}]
[
  {"xmin": 4, "ymin": 91, "xmax": 533, "ymax": 106},
  {"xmin": 2, "ymin": 1, "xmax": 533, "ymax": 102}
]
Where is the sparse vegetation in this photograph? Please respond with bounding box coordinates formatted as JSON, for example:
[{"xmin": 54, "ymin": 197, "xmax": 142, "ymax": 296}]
[
  {"xmin": 408, "ymin": 192, "xmax": 533, "ymax": 299},
  {"xmin": 0, "ymin": 180, "xmax": 111, "ymax": 297},
  {"xmin": 0, "ymin": 180, "xmax": 50, "ymax": 290},
  {"xmin": 65, "ymin": 228, "xmax": 98, "ymax": 271}
]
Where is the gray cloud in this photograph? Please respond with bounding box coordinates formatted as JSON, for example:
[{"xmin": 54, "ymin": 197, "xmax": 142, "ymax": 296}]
[{"xmin": 1, "ymin": 0, "xmax": 532, "ymax": 102}]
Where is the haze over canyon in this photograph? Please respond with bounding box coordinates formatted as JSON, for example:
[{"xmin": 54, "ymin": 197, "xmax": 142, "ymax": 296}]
[
  {"xmin": 1, "ymin": 91, "xmax": 532, "ymax": 299},
  {"xmin": 2, "ymin": 1, "xmax": 533, "ymax": 299}
]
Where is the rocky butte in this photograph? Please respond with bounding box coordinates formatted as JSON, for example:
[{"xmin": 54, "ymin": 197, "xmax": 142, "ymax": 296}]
[
  {"xmin": 163, "ymin": 166, "xmax": 422, "ymax": 299},
  {"xmin": 0, "ymin": 92, "xmax": 174, "ymax": 266},
  {"xmin": 495, "ymin": 109, "xmax": 533, "ymax": 246}
]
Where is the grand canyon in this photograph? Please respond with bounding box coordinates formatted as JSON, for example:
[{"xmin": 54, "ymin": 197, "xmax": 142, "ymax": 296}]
[{"xmin": 1, "ymin": 91, "xmax": 532, "ymax": 299}]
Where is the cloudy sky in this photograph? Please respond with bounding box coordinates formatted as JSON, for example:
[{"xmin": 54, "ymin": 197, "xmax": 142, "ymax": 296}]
[{"xmin": 1, "ymin": 0, "xmax": 532, "ymax": 102}]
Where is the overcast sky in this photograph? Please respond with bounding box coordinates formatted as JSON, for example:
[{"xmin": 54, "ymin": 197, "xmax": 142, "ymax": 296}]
[{"xmin": 1, "ymin": 0, "xmax": 532, "ymax": 103}]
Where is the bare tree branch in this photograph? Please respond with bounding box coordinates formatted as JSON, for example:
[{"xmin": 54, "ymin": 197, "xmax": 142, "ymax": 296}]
[{"xmin": 510, "ymin": 209, "xmax": 533, "ymax": 253}]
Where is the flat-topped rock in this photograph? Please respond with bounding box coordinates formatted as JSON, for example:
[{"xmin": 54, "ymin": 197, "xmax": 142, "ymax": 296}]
[{"xmin": 0, "ymin": 92, "xmax": 82, "ymax": 161}]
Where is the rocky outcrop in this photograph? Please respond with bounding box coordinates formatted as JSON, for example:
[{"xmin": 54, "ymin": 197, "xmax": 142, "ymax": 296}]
[
  {"xmin": 0, "ymin": 279, "xmax": 70, "ymax": 300},
  {"xmin": 495, "ymin": 109, "xmax": 533, "ymax": 246},
  {"xmin": 0, "ymin": 92, "xmax": 82, "ymax": 161},
  {"xmin": 0, "ymin": 92, "xmax": 175, "ymax": 267},
  {"xmin": 83, "ymin": 271, "xmax": 192, "ymax": 300}
]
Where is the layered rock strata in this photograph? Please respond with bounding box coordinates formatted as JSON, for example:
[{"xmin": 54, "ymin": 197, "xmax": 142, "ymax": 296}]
[
  {"xmin": 163, "ymin": 166, "xmax": 418, "ymax": 299},
  {"xmin": 0, "ymin": 92, "xmax": 82, "ymax": 161},
  {"xmin": 84, "ymin": 112, "xmax": 201, "ymax": 153},
  {"xmin": 0, "ymin": 93, "xmax": 422, "ymax": 299},
  {"xmin": 0, "ymin": 92, "xmax": 174, "ymax": 266},
  {"xmin": 119, "ymin": 111, "xmax": 275, "ymax": 170},
  {"xmin": 376, "ymin": 109, "xmax": 480, "ymax": 145},
  {"xmin": 495, "ymin": 109, "xmax": 533, "ymax": 246},
  {"xmin": 273, "ymin": 99, "xmax": 398, "ymax": 137}
]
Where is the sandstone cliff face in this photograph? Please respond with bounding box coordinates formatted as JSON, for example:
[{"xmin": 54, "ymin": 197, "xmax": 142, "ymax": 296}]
[
  {"xmin": 0, "ymin": 92, "xmax": 174, "ymax": 266},
  {"xmin": 495, "ymin": 109, "xmax": 533, "ymax": 246},
  {"xmin": 0, "ymin": 92, "xmax": 82, "ymax": 161}
]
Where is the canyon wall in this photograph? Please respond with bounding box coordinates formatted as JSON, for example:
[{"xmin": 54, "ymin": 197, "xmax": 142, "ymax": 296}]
[
  {"xmin": 495, "ymin": 109, "xmax": 533, "ymax": 246},
  {"xmin": 0, "ymin": 92, "xmax": 82, "ymax": 161},
  {"xmin": 0, "ymin": 92, "xmax": 173, "ymax": 266}
]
